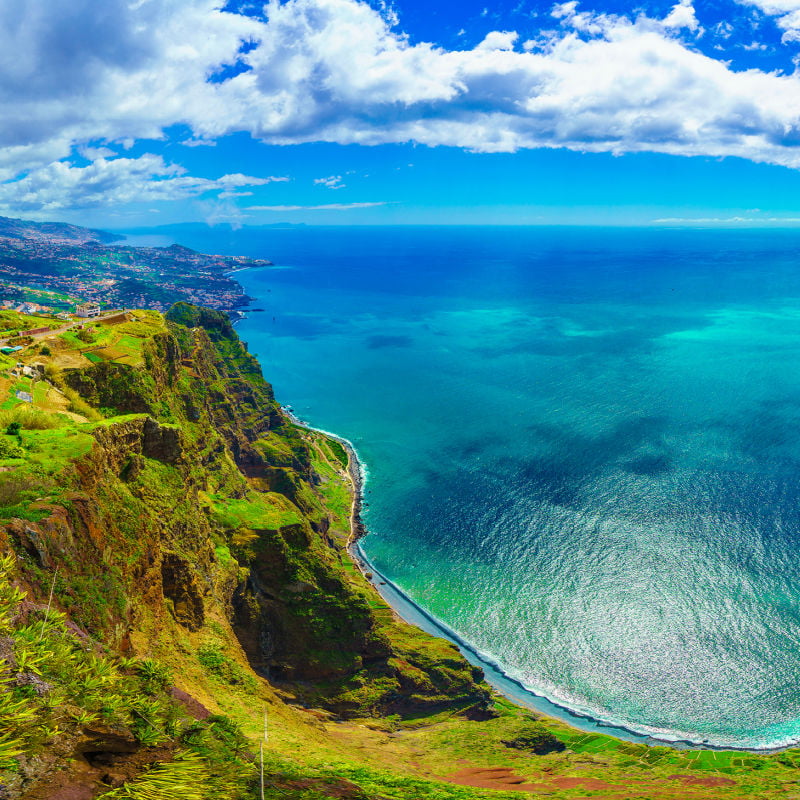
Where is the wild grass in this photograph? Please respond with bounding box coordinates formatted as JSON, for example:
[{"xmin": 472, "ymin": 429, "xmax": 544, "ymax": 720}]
[
  {"xmin": 0, "ymin": 554, "xmax": 256, "ymax": 798},
  {"xmin": 0, "ymin": 405, "xmax": 61, "ymax": 430},
  {"xmin": 197, "ymin": 644, "xmax": 257, "ymax": 692},
  {"xmin": 61, "ymin": 386, "xmax": 101, "ymax": 421},
  {"xmin": 208, "ymin": 492, "xmax": 303, "ymax": 531},
  {"xmin": 97, "ymin": 750, "xmax": 208, "ymax": 800}
]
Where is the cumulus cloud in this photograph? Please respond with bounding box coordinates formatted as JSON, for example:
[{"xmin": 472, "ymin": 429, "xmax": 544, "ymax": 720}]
[
  {"xmin": 224, "ymin": 0, "xmax": 800, "ymax": 165},
  {"xmin": 0, "ymin": 0, "xmax": 261, "ymax": 175},
  {"xmin": 4, "ymin": 0, "xmax": 800, "ymax": 211},
  {"xmin": 0, "ymin": 155, "xmax": 280, "ymax": 211},
  {"xmin": 663, "ymin": 0, "xmax": 702, "ymax": 31},
  {"xmin": 314, "ymin": 175, "xmax": 345, "ymax": 189},
  {"xmin": 736, "ymin": 0, "xmax": 800, "ymax": 43}
]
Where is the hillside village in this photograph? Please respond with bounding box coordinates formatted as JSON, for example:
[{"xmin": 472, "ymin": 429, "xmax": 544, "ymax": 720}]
[{"xmin": 0, "ymin": 215, "xmax": 271, "ymax": 317}]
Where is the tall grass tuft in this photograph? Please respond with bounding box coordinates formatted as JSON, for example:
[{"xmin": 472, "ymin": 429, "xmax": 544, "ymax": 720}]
[
  {"xmin": 61, "ymin": 387, "xmax": 101, "ymax": 421},
  {"xmin": 0, "ymin": 406, "xmax": 60, "ymax": 430},
  {"xmin": 97, "ymin": 750, "xmax": 209, "ymax": 800}
]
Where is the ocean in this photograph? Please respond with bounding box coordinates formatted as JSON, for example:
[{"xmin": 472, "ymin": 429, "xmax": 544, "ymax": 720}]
[{"xmin": 130, "ymin": 224, "xmax": 800, "ymax": 750}]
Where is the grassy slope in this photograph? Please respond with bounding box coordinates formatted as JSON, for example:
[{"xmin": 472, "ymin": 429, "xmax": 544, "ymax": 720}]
[{"xmin": 0, "ymin": 306, "xmax": 796, "ymax": 799}]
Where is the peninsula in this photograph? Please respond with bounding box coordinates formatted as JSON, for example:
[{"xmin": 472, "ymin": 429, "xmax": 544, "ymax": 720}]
[{"xmin": 0, "ymin": 215, "xmax": 269, "ymax": 315}]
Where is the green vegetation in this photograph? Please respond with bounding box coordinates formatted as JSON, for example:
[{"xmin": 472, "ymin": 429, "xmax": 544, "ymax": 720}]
[
  {"xmin": 1, "ymin": 301, "xmax": 798, "ymax": 800},
  {"xmin": 197, "ymin": 644, "xmax": 257, "ymax": 691},
  {"xmin": 0, "ymin": 554, "xmax": 254, "ymax": 798},
  {"xmin": 207, "ymin": 492, "xmax": 304, "ymax": 531},
  {"xmin": 98, "ymin": 751, "xmax": 210, "ymax": 800},
  {"xmin": 0, "ymin": 406, "xmax": 59, "ymax": 430}
]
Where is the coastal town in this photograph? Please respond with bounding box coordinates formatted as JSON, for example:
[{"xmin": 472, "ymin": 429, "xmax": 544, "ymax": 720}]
[{"xmin": 0, "ymin": 215, "xmax": 271, "ymax": 315}]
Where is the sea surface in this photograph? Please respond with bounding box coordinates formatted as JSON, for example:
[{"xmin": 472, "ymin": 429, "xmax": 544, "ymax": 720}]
[{"xmin": 130, "ymin": 224, "xmax": 800, "ymax": 749}]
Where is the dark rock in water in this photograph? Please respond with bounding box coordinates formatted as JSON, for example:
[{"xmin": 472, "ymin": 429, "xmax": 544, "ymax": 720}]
[{"xmin": 501, "ymin": 721, "xmax": 566, "ymax": 754}]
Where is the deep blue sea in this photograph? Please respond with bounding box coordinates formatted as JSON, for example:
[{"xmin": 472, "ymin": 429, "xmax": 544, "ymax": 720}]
[{"xmin": 129, "ymin": 225, "xmax": 800, "ymax": 749}]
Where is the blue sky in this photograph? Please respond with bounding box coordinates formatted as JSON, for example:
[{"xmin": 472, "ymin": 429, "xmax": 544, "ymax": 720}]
[{"xmin": 4, "ymin": 0, "xmax": 800, "ymax": 227}]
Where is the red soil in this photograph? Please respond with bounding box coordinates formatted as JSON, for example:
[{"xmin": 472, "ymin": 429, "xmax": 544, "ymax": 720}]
[{"xmin": 446, "ymin": 765, "xmax": 739, "ymax": 798}]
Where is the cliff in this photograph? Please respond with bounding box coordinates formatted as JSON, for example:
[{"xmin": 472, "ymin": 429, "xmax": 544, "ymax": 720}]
[
  {"xmin": 0, "ymin": 304, "xmax": 797, "ymax": 800},
  {"xmin": 0, "ymin": 303, "xmax": 493, "ymax": 799}
]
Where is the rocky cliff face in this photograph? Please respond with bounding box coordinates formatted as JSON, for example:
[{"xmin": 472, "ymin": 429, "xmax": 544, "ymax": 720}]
[{"xmin": 0, "ymin": 303, "xmax": 490, "ymax": 798}]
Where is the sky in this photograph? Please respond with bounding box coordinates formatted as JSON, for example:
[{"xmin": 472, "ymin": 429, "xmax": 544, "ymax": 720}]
[{"xmin": 4, "ymin": 0, "xmax": 800, "ymax": 226}]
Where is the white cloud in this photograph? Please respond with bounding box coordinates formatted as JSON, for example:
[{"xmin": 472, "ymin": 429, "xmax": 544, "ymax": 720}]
[
  {"xmin": 214, "ymin": 0, "xmax": 800, "ymax": 167},
  {"xmin": 4, "ymin": 0, "xmax": 800, "ymax": 212},
  {"xmin": 476, "ymin": 31, "xmax": 519, "ymax": 51},
  {"xmin": 230, "ymin": 0, "xmax": 794, "ymax": 163},
  {"xmin": 663, "ymin": 0, "xmax": 702, "ymax": 32},
  {"xmin": 314, "ymin": 174, "xmax": 345, "ymax": 188},
  {"xmin": 713, "ymin": 20, "xmax": 735, "ymax": 38},
  {"xmin": 0, "ymin": 1, "xmax": 261, "ymax": 172},
  {"xmin": 736, "ymin": 0, "xmax": 800, "ymax": 39},
  {"xmin": 653, "ymin": 215, "xmax": 800, "ymax": 223},
  {"xmin": 0, "ymin": 155, "xmax": 279, "ymax": 211},
  {"xmin": 247, "ymin": 202, "xmax": 386, "ymax": 210}
]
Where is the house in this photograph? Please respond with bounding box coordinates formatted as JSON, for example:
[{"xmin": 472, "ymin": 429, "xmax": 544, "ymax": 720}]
[
  {"xmin": 55, "ymin": 312, "xmax": 71, "ymax": 321},
  {"xmin": 75, "ymin": 302, "xmax": 101, "ymax": 318}
]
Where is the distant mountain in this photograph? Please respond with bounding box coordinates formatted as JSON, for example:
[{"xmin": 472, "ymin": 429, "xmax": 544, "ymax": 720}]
[{"xmin": 0, "ymin": 214, "xmax": 122, "ymax": 245}]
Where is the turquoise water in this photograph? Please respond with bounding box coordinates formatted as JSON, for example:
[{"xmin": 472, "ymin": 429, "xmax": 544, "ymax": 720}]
[{"xmin": 143, "ymin": 225, "xmax": 800, "ymax": 749}]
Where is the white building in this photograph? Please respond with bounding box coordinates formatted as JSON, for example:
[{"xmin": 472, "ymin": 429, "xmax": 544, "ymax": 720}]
[{"xmin": 75, "ymin": 302, "xmax": 101, "ymax": 318}]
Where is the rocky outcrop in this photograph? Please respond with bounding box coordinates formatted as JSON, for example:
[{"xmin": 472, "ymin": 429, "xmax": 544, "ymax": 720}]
[{"xmin": 160, "ymin": 552, "xmax": 205, "ymax": 630}]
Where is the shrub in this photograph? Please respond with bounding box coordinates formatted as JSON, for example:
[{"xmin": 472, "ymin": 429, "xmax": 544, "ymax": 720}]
[
  {"xmin": 0, "ymin": 438, "xmax": 24, "ymax": 459},
  {"xmin": 197, "ymin": 645, "xmax": 256, "ymax": 690},
  {"xmin": 96, "ymin": 750, "xmax": 209, "ymax": 800},
  {"xmin": 75, "ymin": 328, "xmax": 95, "ymax": 344},
  {"xmin": 134, "ymin": 659, "xmax": 174, "ymax": 693},
  {"xmin": 0, "ymin": 474, "xmax": 29, "ymax": 505},
  {"xmin": 39, "ymin": 346, "xmax": 51, "ymax": 357}
]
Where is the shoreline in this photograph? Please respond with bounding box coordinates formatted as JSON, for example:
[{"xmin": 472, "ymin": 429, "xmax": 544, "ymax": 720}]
[{"xmin": 280, "ymin": 406, "xmax": 795, "ymax": 754}]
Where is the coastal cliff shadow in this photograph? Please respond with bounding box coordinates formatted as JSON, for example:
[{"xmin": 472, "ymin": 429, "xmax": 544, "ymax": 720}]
[
  {"xmin": 272, "ymin": 313, "xmax": 344, "ymax": 339},
  {"xmin": 468, "ymin": 312, "xmax": 713, "ymax": 360},
  {"xmin": 366, "ymin": 334, "xmax": 413, "ymax": 349},
  {"xmin": 513, "ymin": 414, "xmax": 672, "ymax": 506},
  {"xmin": 719, "ymin": 394, "xmax": 800, "ymax": 465}
]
